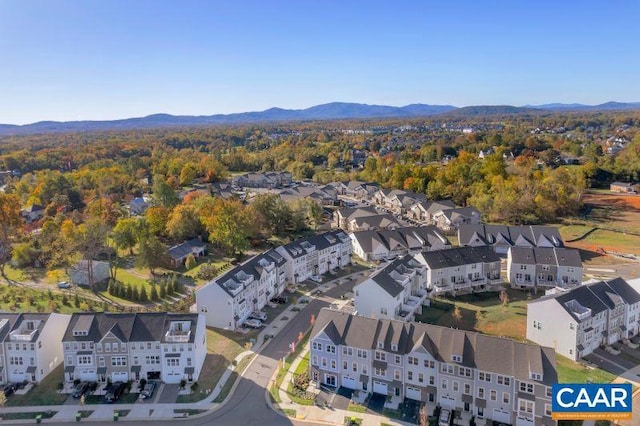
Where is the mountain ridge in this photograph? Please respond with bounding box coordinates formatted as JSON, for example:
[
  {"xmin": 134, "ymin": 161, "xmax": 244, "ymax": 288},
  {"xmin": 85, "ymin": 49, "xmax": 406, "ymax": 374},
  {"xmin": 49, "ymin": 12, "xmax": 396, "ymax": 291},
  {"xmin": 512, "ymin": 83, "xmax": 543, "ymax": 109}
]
[{"xmin": 1, "ymin": 101, "xmax": 639, "ymax": 136}]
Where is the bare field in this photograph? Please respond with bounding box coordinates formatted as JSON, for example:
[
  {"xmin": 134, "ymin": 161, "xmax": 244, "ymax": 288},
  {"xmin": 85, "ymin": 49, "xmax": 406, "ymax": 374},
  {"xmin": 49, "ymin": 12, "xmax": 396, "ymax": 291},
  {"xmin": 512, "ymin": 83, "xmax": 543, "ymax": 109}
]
[{"xmin": 580, "ymin": 192, "xmax": 640, "ymax": 235}]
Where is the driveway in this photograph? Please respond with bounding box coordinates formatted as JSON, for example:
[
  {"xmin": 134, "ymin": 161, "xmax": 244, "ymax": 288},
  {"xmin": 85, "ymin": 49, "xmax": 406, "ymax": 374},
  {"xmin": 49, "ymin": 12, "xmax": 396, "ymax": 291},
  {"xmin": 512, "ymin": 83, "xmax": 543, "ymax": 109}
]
[{"xmin": 156, "ymin": 384, "xmax": 179, "ymax": 403}]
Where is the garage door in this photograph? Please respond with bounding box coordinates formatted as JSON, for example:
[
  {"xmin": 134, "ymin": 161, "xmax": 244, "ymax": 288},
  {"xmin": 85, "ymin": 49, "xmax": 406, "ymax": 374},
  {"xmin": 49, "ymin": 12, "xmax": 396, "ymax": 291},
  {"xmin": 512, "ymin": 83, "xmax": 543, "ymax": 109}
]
[
  {"xmin": 78, "ymin": 369, "xmax": 96, "ymax": 381},
  {"xmin": 439, "ymin": 395, "xmax": 456, "ymax": 409},
  {"xmin": 493, "ymin": 408, "xmax": 511, "ymax": 424},
  {"xmin": 111, "ymin": 371, "xmax": 129, "ymax": 382},
  {"xmin": 405, "ymin": 386, "xmax": 422, "ymax": 401},
  {"xmin": 373, "ymin": 381, "xmax": 388, "ymax": 395},
  {"xmin": 342, "ymin": 376, "xmax": 356, "ymax": 390}
]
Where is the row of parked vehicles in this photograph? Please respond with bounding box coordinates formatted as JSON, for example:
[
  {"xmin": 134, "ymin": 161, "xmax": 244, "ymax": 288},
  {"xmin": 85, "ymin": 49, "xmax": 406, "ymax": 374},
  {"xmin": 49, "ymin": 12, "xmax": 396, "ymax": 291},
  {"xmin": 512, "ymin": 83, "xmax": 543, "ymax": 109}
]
[
  {"xmin": 69, "ymin": 380, "xmax": 157, "ymax": 403},
  {"xmin": 243, "ymin": 311, "xmax": 267, "ymax": 329}
]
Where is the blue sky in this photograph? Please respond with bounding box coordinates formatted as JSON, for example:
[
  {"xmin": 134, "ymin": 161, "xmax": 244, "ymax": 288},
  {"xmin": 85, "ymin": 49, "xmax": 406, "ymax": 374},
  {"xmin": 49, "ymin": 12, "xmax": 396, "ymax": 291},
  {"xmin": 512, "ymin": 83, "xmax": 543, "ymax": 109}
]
[{"xmin": 1, "ymin": 0, "xmax": 639, "ymax": 124}]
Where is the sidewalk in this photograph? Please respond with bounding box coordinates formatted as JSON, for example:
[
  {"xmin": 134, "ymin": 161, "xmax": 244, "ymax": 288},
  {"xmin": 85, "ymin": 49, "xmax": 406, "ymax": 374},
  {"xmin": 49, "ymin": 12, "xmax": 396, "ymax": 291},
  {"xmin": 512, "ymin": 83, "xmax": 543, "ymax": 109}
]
[
  {"xmin": 0, "ymin": 269, "xmax": 368, "ymax": 424},
  {"xmin": 272, "ymin": 297, "xmax": 412, "ymax": 426}
]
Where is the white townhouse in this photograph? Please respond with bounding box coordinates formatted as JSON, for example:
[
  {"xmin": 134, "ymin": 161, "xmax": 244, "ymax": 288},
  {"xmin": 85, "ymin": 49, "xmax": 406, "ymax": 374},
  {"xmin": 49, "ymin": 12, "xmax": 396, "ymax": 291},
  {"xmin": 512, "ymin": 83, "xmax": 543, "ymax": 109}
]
[
  {"xmin": 62, "ymin": 312, "xmax": 206, "ymax": 384},
  {"xmin": 527, "ymin": 278, "xmax": 640, "ymax": 361},
  {"xmin": 276, "ymin": 231, "xmax": 352, "ymax": 285},
  {"xmin": 507, "ymin": 247, "xmax": 582, "ymax": 290},
  {"xmin": 353, "ymin": 256, "xmax": 429, "ymax": 322},
  {"xmin": 414, "ymin": 246, "xmax": 502, "ymax": 296},
  {"xmin": 372, "ymin": 189, "xmax": 426, "ymax": 214},
  {"xmin": 310, "ymin": 308, "xmax": 557, "ymax": 426},
  {"xmin": 196, "ymin": 249, "xmax": 287, "ymax": 330},
  {"xmin": 0, "ymin": 313, "xmax": 70, "ymax": 384},
  {"xmin": 459, "ymin": 224, "xmax": 564, "ymax": 255},
  {"xmin": 350, "ymin": 226, "xmax": 450, "ymax": 262}
]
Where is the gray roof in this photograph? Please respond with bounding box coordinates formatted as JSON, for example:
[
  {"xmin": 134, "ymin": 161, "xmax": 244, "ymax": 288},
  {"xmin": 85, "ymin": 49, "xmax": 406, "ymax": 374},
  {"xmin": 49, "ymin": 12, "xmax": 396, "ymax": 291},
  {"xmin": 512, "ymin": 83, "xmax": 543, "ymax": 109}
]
[
  {"xmin": 279, "ymin": 230, "xmax": 349, "ymax": 259},
  {"xmin": 167, "ymin": 238, "xmax": 205, "ymax": 261},
  {"xmin": 351, "ymin": 214, "xmax": 400, "ymax": 229},
  {"xmin": 605, "ymin": 278, "xmax": 640, "ymax": 305},
  {"xmin": 351, "ymin": 226, "xmax": 449, "ymax": 254},
  {"xmin": 459, "ymin": 224, "xmax": 564, "ymax": 248},
  {"xmin": 62, "ymin": 312, "xmax": 199, "ymax": 343},
  {"xmin": 312, "ymin": 308, "xmax": 557, "ymax": 386},
  {"xmin": 509, "ymin": 247, "xmax": 582, "ymax": 268},
  {"xmin": 0, "ymin": 313, "xmax": 51, "ymax": 343},
  {"xmin": 416, "ymin": 246, "xmax": 500, "ymax": 269},
  {"xmin": 437, "ymin": 207, "xmax": 481, "ymax": 221},
  {"xmin": 361, "ymin": 257, "xmax": 424, "ymax": 297},
  {"xmin": 211, "ymin": 248, "xmax": 288, "ymax": 297}
]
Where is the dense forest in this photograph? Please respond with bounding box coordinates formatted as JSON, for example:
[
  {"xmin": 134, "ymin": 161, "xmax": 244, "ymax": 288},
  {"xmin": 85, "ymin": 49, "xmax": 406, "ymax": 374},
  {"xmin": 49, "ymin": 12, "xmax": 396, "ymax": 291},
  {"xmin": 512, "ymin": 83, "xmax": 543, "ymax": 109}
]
[{"xmin": 0, "ymin": 110, "xmax": 638, "ymax": 278}]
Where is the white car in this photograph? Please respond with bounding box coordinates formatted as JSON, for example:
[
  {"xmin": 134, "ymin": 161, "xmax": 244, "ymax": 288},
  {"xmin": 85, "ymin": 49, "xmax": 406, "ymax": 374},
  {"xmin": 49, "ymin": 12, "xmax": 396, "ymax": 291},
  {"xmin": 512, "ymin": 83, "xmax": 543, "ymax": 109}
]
[
  {"xmin": 310, "ymin": 275, "xmax": 322, "ymax": 283},
  {"xmin": 244, "ymin": 319, "xmax": 263, "ymax": 329},
  {"xmin": 250, "ymin": 311, "xmax": 267, "ymax": 321}
]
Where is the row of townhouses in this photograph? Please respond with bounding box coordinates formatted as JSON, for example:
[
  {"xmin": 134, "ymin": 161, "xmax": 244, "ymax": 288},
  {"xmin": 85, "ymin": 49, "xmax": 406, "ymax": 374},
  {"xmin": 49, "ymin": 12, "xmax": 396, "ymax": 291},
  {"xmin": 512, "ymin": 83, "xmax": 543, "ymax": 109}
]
[
  {"xmin": 507, "ymin": 247, "xmax": 583, "ymax": 290},
  {"xmin": 458, "ymin": 224, "xmax": 565, "ymax": 255},
  {"xmin": 527, "ymin": 278, "xmax": 640, "ymax": 361},
  {"xmin": 353, "ymin": 256, "xmax": 429, "ymax": 322},
  {"xmin": 196, "ymin": 230, "xmax": 352, "ymax": 330},
  {"xmin": 333, "ymin": 206, "xmax": 400, "ymax": 232},
  {"xmin": 414, "ymin": 246, "xmax": 503, "ymax": 296},
  {"xmin": 350, "ymin": 226, "xmax": 450, "ymax": 262},
  {"xmin": 0, "ymin": 312, "xmax": 206, "ymax": 386},
  {"xmin": 310, "ymin": 308, "xmax": 557, "ymax": 426},
  {"xmin": 231, "ymin": 171, "xmax": 292, "ymax": 189},
  {"xmin": 63, "ymin": 312, "xmax": 206, "ymax": 385}
]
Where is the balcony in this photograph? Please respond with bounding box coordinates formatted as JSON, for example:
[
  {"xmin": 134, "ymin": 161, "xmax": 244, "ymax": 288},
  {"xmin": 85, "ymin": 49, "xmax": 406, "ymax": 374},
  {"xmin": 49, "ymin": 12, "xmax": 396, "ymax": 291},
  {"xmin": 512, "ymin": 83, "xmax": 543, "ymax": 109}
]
[
  {"xmin": 412, "ymin": 288, "xmax": 427, "ymax": 298},
  {"xmin": 165, "ymin": 329, "xmax": 191, "ymax": 343}
]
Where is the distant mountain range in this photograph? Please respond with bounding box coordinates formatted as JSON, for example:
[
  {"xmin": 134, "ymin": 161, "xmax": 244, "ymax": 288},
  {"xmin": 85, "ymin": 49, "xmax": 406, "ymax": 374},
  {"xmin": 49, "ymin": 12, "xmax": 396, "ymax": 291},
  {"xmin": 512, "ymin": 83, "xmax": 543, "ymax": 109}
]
[{"xmin": 1, "ymin": 101, "xmax": 639, "ymax": 136}]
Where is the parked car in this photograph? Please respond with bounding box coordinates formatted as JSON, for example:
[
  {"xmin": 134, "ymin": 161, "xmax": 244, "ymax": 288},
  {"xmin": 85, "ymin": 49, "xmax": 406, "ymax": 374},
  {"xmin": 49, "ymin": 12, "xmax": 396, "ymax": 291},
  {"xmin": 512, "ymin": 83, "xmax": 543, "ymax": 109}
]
[
  {"xmin": 72, "ymin": 382, "xmax": 89, "ymax": 398},
  {"xmin": 438, "ymin": 408, "xmax": 451, "ymax": 426},
  {"xmin": 271, "ymin": 295, "xmax": 288, "ymax": 304},
  {"xmin": 104, "ymin": 382, "xmax": 125, "ymax": 403},
  {"xmin": 1, "ymin": 383, "xmax": 16, "ymax": 396},
  {"xmin": 244, "ymin": 318, "xmax": 263, "ymax": 329},
  {"xmin": 57, "ymin": 281, "xmax": 72, "ymax": 289},
  {"xmin": 249, "ymin": 311, "xmax": 267, "ymax": 321},
  {"xmin": 310, "ymin": 275, "xmax": 322, "ymax": 283},
  {"xmin": 140, "ymin": 381, "xmax": 156, "ymax": 400}
]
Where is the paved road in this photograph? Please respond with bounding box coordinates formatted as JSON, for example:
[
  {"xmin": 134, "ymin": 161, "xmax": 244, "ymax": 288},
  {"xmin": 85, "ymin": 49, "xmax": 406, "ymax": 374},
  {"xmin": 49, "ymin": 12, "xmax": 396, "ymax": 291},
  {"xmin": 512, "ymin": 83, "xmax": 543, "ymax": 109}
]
[{"xmin": 49, "ymin": 276, "xmax": 361, "ymax": 426}]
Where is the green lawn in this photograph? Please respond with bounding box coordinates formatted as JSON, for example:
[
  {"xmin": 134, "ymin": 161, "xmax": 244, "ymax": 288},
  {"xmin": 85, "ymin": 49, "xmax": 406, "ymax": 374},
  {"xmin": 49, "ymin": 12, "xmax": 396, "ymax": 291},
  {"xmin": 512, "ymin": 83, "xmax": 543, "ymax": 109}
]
[
  {"xmin": 281, "ymin": 408, "xmax": 297, "ymax": 417},
  {"xmin": 347, "ymin": 402, "xmax": 367, "ymax": 413},
  {"xmin": 555, "ymin": 355, "xmax": 617, "ymax": 384},
  {"xmin": 286, "ymin": 352, "xmax": 314, "ymax": 405},
  {"xmin": 6, "ymin": 365, "xmax": 67, "ymax": 406},
  {"xmin": 212, "ymin": 353, "xmax": 254, "ymax": 403},
  {"xmin": 270, "ymin": 330, "xmax": 311, "ymax": 404},
  {"xmin": 0, "ymin": 411, "xmax": 56, "ymax": 421},
  {"xmin": 176, "ymin": 327, "xmax": 256, "ymax": 403},
  {"xmin": 416, "ymin": 288, "xmax": 531, "ymax": 340}
]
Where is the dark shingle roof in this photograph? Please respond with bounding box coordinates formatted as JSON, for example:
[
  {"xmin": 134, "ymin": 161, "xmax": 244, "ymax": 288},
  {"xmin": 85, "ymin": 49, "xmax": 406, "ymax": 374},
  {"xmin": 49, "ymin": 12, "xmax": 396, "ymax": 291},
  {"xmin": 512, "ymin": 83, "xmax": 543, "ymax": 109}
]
[
  {"xmin": 312, "ymin": 308, "xmax": 557, "ymax": 385},
  {"xmin": 417, "ymin": 246, "xmax": 500, "ymax": 269},
  {"xmin": 509, "ymin": 247, "xmax": 582, "ymax": 268},
  {"xmin": 459, "ymin": 224, "xmax": 564, "ymax": 249}
]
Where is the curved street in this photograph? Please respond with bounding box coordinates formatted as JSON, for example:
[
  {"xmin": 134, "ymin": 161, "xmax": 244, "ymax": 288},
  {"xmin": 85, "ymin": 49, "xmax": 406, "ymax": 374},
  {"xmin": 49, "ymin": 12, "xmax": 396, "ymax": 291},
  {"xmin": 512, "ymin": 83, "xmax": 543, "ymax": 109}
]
[{"xmin": 41, "ymin": 276, "xmax": 360, "ymax": 426}]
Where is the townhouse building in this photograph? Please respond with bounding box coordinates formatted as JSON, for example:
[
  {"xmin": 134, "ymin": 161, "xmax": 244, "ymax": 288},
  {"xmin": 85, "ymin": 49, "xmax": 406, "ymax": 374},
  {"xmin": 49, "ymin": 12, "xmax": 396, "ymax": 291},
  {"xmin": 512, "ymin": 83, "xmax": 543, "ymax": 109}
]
[
  {"xmin": 62, "ymin": 312, "xmax": 206, "ymax": 384},
  {"xmin": 276, "ymin": 230, "xmax": 352, "ymax": 285},
  {"xmin": 195, "ymin": 249, "xmax": 287, "ymax": 329},
  {"xmin": 432, "ymin": 207, "xmax": 482, "ymax": 233},
  {"xmin": 333, "ymin": 206, "xmax": 381, "ymax": 230},
  {"xmin": 507, "ymin": 247, "xmax": 582, "ymax": 290},
  {"xmin": 350, "ymin": 226, "xmax": 450, "ymax": 262},
  {"xmin": 414, "ymin": 246, "xmax": 502, "ymax": 296},
  {"xmin": 409, "ymin": 201, "xmax": 455, "ymax": 224},
  {"xmin": 353, "ymin": 256, "xmax": 429, "ymax": 322},
  {"xmin": 0, "ymin": 313, "xmax": 70, "ymax": 384},
  {"xmin": 372, "ymin": 189, "xmax": 426, "ymax": 214},
  {"xmin": 527, "ymin": 278, "xmax": 640, "ymax": 361},
  {"xmin": 310, "ymin": 308, "xmax": 556, "ymax": 426},
  {"xmin": 459, "ymin": 224, "xmax": 564, "ymax": 255},
  {"xmin": 232, "ymin": 171, "xmax": 292, "ymax": 189}
]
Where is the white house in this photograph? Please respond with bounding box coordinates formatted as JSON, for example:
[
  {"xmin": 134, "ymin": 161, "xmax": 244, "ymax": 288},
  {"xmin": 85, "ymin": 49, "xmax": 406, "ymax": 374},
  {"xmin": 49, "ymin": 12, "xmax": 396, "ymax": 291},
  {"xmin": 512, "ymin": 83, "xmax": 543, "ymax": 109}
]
[
  {"xmin": 527, "ymin": 278, "xmax": 640, "ymax": 361},
  {"xmin": 62, "ymin": 312, "xmax": 206, "ymax": 384},
  {"xmin": 353, "ymin": 256, "xmax": 429, "ymax": 322},
  {"xmin": 310, "ymin": 308, "xmax": 557, "ymax": 426},
  {"xmin": 196, "ymin": 249, "xmax": 287, "ymax": 330},
  {"xmin": 276, "ymin": 231, "xmax": 352, "ymax": 284},
  {"xmin": 0, "ymin": 313, "xmax": 70, "ymax": 384},
  {"xmin": 414, "ymin": 246, "xmax": 502, "ymax": 296},
  {"xmin": 507, "ymin": 247, "xmax": 582, "ymax": 290},
  {"xmin": 350, "ymin": 226, "xmax": 450, "ymax": 262},
  {"xmin": 408, "ymin": 200, "xmax": 455, "ymax": 224}
]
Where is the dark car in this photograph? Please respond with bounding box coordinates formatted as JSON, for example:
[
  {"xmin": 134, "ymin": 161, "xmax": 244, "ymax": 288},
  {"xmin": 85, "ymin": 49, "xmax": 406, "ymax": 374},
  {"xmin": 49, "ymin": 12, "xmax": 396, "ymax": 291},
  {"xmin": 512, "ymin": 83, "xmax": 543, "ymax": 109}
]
[
  {"xmin": 1, "ymin": 383, "xmax": 16, "ymax": 396},
  {"xmin": 104, "ymin": 382, "xmax": 125, "ymax": 403},
  {"xmin": 271, "ymin": 295, "xmax": 288, "ymax": 304},
  {"xmin": 72, "ymin": 382, "xmax": 89, "ymax": 398},
  {"xmin": 139, "ymin": 381, "xmax": 156, "ymax": 400}
]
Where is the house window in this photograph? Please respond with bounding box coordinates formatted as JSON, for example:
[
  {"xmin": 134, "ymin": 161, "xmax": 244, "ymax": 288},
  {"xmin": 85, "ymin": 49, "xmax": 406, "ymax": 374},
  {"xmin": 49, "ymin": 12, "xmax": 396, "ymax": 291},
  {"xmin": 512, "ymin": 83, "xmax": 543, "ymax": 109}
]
[
  {"xmin": 424, "ymin": 359, "xmax": 435, "ymax": 368},
  {"xmin": 490, "ymin": 390, "xmax": 496, "ymax": 401},
  {"xmin": 518, "ymin": 399, "xmax": 534, "ymax": 416},
  {"xmin": 380, "ymin": 307, "xmax": 387, "ymax": 315},
  {"xmin": 312, "ymin": 355, "xmax": 318, "ymax": 366},
  {"xmin": 452, "ymin": 354, "xmax": 462, "ymax": 363},
  {"xmin": 326, "ymin": 345, "xmax": 336, "ymax": 353},
  {"xmin": 530, "ymin": 372, "xmax": 543, "ymax": 381},
  {"xmin": 312, "ymin": 342, "xmax": 323, "ymax": 351},
  {"xmin": 569, "ymin": 323, "xmax": 575, "ymax": 330},
  {"xmin": 441, "ymin": 379, "xmax": 448, "ymax": 389},
  {"xmin": 391, "ymin": 344, "xmax": 398, "ymax": 352},
  {"xmin": 321, "ymin": 358, "xmax": 327, "ymax": 367},
  {"xmin": 166, "ymin": 358, "xmax": 179, "ymax": 367},
  {"xmin": 545, "ymin": 403, "xmax": 552, "ymax": 416},
  {"xmin": 478, "ymin": 372, "xmax": 491, "ymax": 382},
  {"xmin": 343, "ymin": 347, "xmax": 353, "ymax": 356},
  {"xmin": 395, "ymin": 370, "xmax": 401, "ymax": 380},
  {"xmin": 408, "ymin": 356, "xmax": 418, "ymax": 365},
  {"xmin": 330, "ymin": 360, "xmax": 336, "ymax": 369},
  {"xmin": 65, "ymin": 343, "xmax": 70, "ymax": 351},
  {"xmin": 429, "ymin": 376, "xmax": 435, "ymax": 385},
  {"xmin": 459, "ymin": 367, "xmax": 472, "ymax": 378},
  {"xmin": 464, "ymin": 383, "xmax": 471, "ymax": 394},
  {"xmin": 67, "ymin": 356, "xmax": 73, "ymax": 366},
  {"xmin": 519, "ymin": 382, "xmax": 534, "ymax": 394},
  {"xmin": 343, "ymin": 361, "xmax": 348, "ymax": 370},
  {"xmin": 497, "ymin": 375, "xmax": 511, "ymax": 386},
  {"xmin": 96, "ymin": 343, "xmax": 102, "ymax": 352},
  {"xmin": 503, "ymin": 393, "xmax": 510, "ymax": 404},
  {"xmin": 418, "ymin": 373, "xmax": 424, "ymax": 383},
  {"xmin": 394, "ymin": 355, "xmax": 401, "ymax": 365},
  {"xmin": 453, "ymin": 381, "xmax": 459, "ymax": 392},
  {"xmin": 546, "ymin": 387, "xmax": 552, "ymax": 398},
  {"xmin": 352, "ymin": 362, "xmax": 358, "ymax": 372},
  {"xmin": 105, "ymin": 343, "xmax": 111, "ymax": 352},
  {"xmin": 533, "ymin": 320, "xmax": 542, "ymax": 330},
  {"xmin": 375, "ymin": 351, "xmax": 386, "ymax": 361},
  {"xmin": 77, "ymin": 356, "xmax": 92, "ymax": 365},
  {"xmin": 111, "ymin": 356, "xmax": 127, "ymax": 367},
  {"xmin": 477, "ymin": 387, "xmax": 485, "ymax": 398},
  {"xmin": 441, "ymin": 364, "xmax": 454, "ymax": 374},
  {"xmin": 374, "ymin": 367, "xmax": 386, "ymax": 376}
]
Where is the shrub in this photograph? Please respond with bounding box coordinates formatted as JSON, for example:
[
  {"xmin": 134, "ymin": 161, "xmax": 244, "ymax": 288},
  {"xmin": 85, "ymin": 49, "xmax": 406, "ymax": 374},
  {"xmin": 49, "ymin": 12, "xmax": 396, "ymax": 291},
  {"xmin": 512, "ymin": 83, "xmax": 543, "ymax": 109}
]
[{"xmin": 293, "ymin": 373, "xmax": 310, "ymax": 391}]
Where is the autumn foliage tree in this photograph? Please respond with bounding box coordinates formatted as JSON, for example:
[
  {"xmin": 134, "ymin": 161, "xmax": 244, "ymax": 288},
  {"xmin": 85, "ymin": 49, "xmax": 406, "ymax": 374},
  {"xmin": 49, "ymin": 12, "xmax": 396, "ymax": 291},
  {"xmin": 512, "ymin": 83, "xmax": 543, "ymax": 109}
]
[{"xmin": 0, "ymin": 193, "xmax": 22, "ymax": 278}]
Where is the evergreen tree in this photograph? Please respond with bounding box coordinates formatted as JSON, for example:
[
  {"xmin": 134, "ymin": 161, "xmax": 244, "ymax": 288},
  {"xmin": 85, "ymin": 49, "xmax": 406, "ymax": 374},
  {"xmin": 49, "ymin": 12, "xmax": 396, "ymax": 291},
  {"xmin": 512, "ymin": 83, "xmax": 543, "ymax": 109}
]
[
  {"xmin": 140, "ymin": 286, "xmax": 148, "ymax": 302},
  {"xmin": 150, "ymin": 284, "xmax": 159, "ymax": 301}
]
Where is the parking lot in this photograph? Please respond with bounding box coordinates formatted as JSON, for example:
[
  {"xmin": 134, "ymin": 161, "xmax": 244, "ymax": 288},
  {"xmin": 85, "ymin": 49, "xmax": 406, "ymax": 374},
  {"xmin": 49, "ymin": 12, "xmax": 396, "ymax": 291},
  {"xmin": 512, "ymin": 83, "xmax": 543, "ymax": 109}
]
[{"xmin": 582, "ymin": 337, "xmax": 640, "ymax": 377}]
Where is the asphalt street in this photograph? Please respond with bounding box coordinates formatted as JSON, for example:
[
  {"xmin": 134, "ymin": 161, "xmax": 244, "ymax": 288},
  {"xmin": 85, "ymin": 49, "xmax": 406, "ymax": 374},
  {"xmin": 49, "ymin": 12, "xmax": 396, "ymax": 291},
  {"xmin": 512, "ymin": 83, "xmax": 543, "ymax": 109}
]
[{"xmin": 49, "ymin": 277, "xmax": 359, "ymax": 426}]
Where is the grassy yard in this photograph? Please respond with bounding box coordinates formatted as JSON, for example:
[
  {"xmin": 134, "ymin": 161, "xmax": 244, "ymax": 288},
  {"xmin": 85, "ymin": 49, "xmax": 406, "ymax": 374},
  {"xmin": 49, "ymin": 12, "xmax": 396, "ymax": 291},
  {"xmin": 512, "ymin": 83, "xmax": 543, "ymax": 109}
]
[
  {"xmin": 0, "ymin": 411, "xmax": 56, "ymax": 421},
  {"xmin": 565, "ymin": 228, "xmax": 640, "ymax": 255},
  {"xmin": 176, "ymin": 327, "xmax": 256, "ymax": 403},
  {"xmin": 212, "ymin": 353, "xmax": 255, "ymax": 403},
  {"xmin": 281, "ymin": 408, "xmax": 297, "ymax": 417},
  {"xmin": 6, "ymin": 365, "xmax": 67, "ymax": 406},
  {"xmin": 416, "ymin": 288, "xmax": 531, "ymax": 340},
  {"xmin": 286, "ymin": 352, "xmax": 314, "ymax": 405},
  {"xmin": 347, "ymin": 402, "xmax": 367, "ymax": 413},
  {"xmin": 556, "ymin": 355, "xmax": 617, "ymax": 384}
]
